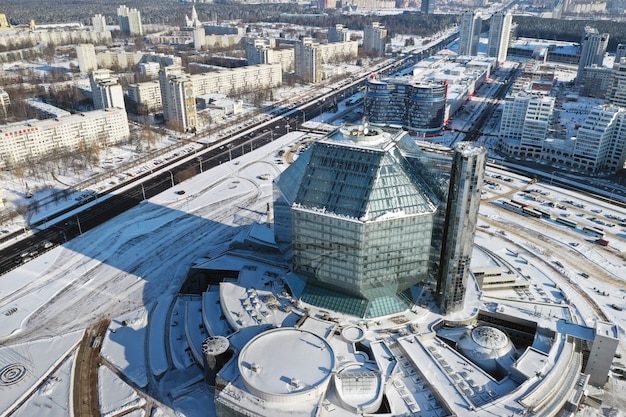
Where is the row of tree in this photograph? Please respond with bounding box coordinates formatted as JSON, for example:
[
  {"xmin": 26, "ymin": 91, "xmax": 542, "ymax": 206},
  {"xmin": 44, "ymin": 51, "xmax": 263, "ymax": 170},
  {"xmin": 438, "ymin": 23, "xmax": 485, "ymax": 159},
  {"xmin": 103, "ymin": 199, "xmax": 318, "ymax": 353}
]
[{"xmin": 512, "ymin": 16, "xmax": 626, "ymax": 52}]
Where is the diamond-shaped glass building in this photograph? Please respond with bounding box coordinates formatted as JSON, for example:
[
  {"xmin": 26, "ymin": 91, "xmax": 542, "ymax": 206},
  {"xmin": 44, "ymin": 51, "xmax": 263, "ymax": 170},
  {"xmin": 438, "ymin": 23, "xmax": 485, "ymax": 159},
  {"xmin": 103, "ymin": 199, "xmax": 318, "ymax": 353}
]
[{"xmin": 273, "ymin": 124, "xmax": 486, "ymax": 317}]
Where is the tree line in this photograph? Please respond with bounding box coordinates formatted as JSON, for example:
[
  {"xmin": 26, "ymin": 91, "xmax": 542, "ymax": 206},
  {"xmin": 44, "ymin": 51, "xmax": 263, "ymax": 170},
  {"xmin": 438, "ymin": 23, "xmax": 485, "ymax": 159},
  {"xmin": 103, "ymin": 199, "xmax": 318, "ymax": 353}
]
[{"xmin": 511, "ymin": 16, "xmax": 626, "ymax": 52}]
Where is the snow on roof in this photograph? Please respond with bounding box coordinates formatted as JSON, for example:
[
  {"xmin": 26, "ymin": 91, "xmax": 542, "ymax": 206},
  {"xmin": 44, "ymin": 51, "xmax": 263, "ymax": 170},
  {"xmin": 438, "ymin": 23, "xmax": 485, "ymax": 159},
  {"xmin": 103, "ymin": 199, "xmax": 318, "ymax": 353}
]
[{"xmin": 237, "ymin": 327, "xmax": 334, "ymax": 401}]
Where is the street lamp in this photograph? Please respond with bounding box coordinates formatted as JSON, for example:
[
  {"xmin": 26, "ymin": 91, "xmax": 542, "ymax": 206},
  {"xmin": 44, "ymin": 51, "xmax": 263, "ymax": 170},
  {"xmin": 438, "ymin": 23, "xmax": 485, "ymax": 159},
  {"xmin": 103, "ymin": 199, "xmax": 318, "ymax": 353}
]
[
  {"xmin": 227, "ymin": 143, "xmax": 233, "ymax": 161},
  {"xmin": 197, "ymin": 157, "xmax": 203, "ymax": 174},
  {"xmin": 167, "ymin": 170, "xmax": 174, "ymax": 187}
]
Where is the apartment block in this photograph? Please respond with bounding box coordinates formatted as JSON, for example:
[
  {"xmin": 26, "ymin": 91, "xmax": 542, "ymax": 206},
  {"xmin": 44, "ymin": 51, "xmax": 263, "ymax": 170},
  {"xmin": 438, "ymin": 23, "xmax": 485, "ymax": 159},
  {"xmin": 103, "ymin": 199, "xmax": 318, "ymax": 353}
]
[
  {"xmin": 0, "ymin": 108, "xmax": 129, "ymax": 168},
  {"xmin": 363, "ymin": 22, "xmax": 387, "ymax": 57},
  {"xmin": 127, "ymin": 81, "xmax": 162, "ymax": 113},
  {"xmin": 76, "ymin": 43, "xmax": 98, "ymax": 73},
  {"xmin": 487, "ymin": 11, "xmax": 512, "ymax": 63},
  {"xmin": 458, "ymin": 10, "xmax": 482, "ymax": 56},
  {"xmin": 117, "ymin": 5, "xmax": 143, "ymax": 36}
]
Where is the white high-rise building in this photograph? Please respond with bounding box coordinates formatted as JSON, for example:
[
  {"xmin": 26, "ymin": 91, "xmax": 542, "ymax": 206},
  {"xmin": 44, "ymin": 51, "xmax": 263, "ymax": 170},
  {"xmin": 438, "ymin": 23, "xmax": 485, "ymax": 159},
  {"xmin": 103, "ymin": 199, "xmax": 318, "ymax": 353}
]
[
  {"xmin": 90, "ymin": 70, "xmax": 125, "ymax": 111},
  {"xmin": 92, "ymin": 14, "xmax": 107, "ymax": 33},
  {"xmin": 458, "ymin": 10, "xmax": 482, "ymax": 56},
  {"xmin": 295, "ymin": 38, "xmax": 322, "ymax": 84},
  {"xmin": 363, "ymin": 22, "xmax": 387, "ymax": 57},
  {"xmin": 76, "ymin": 43, "xmax": 98, "ymax": 73},
  {"xmin": 499, "ymin": 93, "xmax": 555, "ymax": 157},
  {"xmin": 117, "ymin": 5, "xmax": 143, "ymax": 36},
  {"xmin": 159, "ymin": 66, "xmax": 197, "ymax": 132},
  {"xmin": 576, "ymin": 27, "xmax": 609, "ymax": 82},
  {"xmin": 487, "ymin": 11, "xmax": 512, "ymax": 63},
  {"xmin": 572, "ymin": 105, "xmax": 626, "ymax": 172}
]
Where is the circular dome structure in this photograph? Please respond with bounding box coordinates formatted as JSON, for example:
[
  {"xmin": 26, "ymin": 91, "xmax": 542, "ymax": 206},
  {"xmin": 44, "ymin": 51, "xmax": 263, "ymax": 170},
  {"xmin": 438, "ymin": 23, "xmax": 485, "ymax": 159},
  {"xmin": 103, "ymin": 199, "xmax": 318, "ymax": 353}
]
[
  {"xmin": 457, "ymin": 326, "xmax": 516, "ymax": 375},
  {"xmin": 238, "ymin": 328, "xmax": 335, "ymax": 403},
  {"xmin": 341, "ymin": 325, "xmax": 366, "ymax": 343}
]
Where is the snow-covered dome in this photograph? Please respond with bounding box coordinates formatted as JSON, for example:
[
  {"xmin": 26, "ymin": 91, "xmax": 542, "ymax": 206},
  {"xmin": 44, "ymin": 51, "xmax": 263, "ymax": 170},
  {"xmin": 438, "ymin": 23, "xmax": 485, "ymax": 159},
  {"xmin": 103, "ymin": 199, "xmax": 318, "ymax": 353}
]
[{"xmin": 457, "ymin": 326, "xmax": 517, "ymax": 374}]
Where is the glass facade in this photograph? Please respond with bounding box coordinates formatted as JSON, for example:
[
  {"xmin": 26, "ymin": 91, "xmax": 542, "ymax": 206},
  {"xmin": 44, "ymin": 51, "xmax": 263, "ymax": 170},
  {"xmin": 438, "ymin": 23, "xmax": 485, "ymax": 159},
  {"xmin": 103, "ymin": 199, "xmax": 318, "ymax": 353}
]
[
  {"xmin": 274, "ymin": 127, "xmax": 486, "ymax": 317},
  {"xmin": 364, "ymin": 78, "xmax": 447, "ymax": 133}
]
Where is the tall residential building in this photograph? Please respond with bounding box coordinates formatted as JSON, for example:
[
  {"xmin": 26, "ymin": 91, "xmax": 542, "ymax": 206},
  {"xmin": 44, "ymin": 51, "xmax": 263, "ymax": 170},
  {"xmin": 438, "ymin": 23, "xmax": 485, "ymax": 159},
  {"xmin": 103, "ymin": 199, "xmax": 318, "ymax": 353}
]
[
  {"xmin": 0, "ymin": 88, "xmax": 9, "ymax": 117},
  {"xmin": 246, "ymin": 38, "xmax": 274, "ymax": 65},
  {"xmin": 364, "ymin": 77, "xmax": 447, "ymax": 134},
  {"xmin": 363, "ymin": 22, "xmax": 387, "ymax": 57},
  {"xmin": 328, "ymin": 24, "xmax": 350, "ymax": 43},
  {"xmin": 159, "ymin": 66, "xmax": 197, "ymax": 132},
  {"xmin": 421, "ymin": 0, "xmax": 435, "ymax": 14},
  {"xmin": 576, "ymin": 27, "xmax": 609, "ymax": 82},
  {"xmin": 273, "ymin": 123, "xmax": 485, "ymax": 317},
  {"xmin": 616, "ymin": 43, "xmax": 626, "ymax": 64},
  {"xmin": 92, "ymin": 14, "xmax": 107, "ymax": 33},
  {"xmin": 608, "ymin": 60, "xmax": 626, "ymax": 107},
  {"xmin": 294, "ymin": 38, "xmax": 322, "ymax": 84},
  {"xmin": 487, "ymin": 11, "xmax": 512, "ymax": 64},
  {"xmin": 117, "ymin": 5, "xmax": 143, "ymax": 36},
  {"xmin": 458, "ymin": 10, "xmax": 482, "ymax": 56},
  {"xmin": 435, "ymin": 142, "xmax": 486, "ymax": 313},
  {"xmin": 90, "ymin": 70, "xmax": 125, "ymax": 111},
  {"xmin": 76, "ymin": 43, "xmax": 98, "ymax": 73}
]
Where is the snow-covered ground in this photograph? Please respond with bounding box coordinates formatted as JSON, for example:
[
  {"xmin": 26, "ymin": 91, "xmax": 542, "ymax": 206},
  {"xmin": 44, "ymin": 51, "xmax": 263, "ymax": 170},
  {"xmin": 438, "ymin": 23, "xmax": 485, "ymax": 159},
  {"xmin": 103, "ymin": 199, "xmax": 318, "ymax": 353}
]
[{"xmin": 0, "ymin": 124, "xmax": 624, "ymax": 416}]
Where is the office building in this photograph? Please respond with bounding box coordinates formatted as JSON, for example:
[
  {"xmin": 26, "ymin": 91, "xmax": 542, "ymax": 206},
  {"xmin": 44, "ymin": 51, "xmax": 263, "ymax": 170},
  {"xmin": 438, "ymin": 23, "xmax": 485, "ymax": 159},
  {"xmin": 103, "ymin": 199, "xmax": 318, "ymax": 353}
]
[
  {"xmin": 90, "ymin": 69, "xmax": 125, "ymax": 111},
  {"xmin": 0, "ymin": 108, "xmax": 129, "ymax": 168},
  {"xmin": 92, "ymin": 14, "xmax": 107, "ymax": 33},
  {"xmin": 364, "ymin": 77, "xmax": 447, "ymax": 134},
  {"xmin": 363, "ymin": 22, "xmax": 387, "ymax": 57},
  {"xmin": 76, "ymin": 43, "xmax": 98, "ymax": 73},
  {"xmin": 487, "ymin": 11, "xmax": 512, "ymax": 64},
  {"xmin": 294, "ymin": 38, "xmax": 322, "ymax": 83},
  {"xmin": 499, "ymin": 93, "xmax": 555, "ymax": 157},
  {"xmin": 571, "ymin": 105, "xmax": 626, "ymax": 172},
  {"xmin": 615, "ymin": 43, "xmax": 626, "ymax": 64},
  {"xmin": 435, "ymin": 142, "xmax": 486, "ymax": 313},
  {"xmin": 576, "ymin": 27, "xmax": 609, "ymax": 82},
  {"xmin": 117, "ymin": 5, "xmax": 143, "ymax": 36},
  {"xmin": 607, "ymin": 60, "xmax": 626, "ymax": 108},
  {"xmin": 328, "ymin": 24, "xmax": 350, "ymax": 43},
  {"xmin": 580, "ymin": 65, "xmax": 612, "ymax": 98},
  {"xmin": 159, "ymin": 66, "xmax": 197, "ymax": 132},
  {"xmin": 274, "ymin": 123, "xmax": 486, "ymax": 317},
  {"xmin": 458, "ymin": 10, "xmax": 482, "ymax": 56}
]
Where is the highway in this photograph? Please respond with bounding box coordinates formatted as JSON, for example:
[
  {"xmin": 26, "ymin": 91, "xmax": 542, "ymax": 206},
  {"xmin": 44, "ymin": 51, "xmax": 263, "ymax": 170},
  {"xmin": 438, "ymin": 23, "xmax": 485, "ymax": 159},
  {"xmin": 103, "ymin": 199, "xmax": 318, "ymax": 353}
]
[{"xmin": 0, "ymin": 32, "xmax": 459, "ymax": 275}]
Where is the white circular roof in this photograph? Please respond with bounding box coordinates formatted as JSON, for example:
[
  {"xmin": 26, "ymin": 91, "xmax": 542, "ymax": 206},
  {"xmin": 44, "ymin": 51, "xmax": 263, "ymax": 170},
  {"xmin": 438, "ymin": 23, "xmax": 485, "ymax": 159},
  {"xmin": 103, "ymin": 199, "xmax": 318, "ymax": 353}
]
[
  {"xmin": 238, "ymin": 328, "xmax": 334, "ymax": 402},
  {"xmin": 201, "ymin": 336, "xmax": 229, "ymax": 355},
  {"xmin": 471, "ymin": 326, "xmax": 509, "ymax": 350}
]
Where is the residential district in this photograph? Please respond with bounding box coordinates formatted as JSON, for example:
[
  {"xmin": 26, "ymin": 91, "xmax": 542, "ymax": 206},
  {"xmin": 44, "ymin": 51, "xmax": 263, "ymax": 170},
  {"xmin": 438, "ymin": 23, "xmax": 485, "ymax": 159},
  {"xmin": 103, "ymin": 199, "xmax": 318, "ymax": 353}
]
[{"xmin": 0, "ymin": 1, "xmax": 625, "ymax": 417}]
